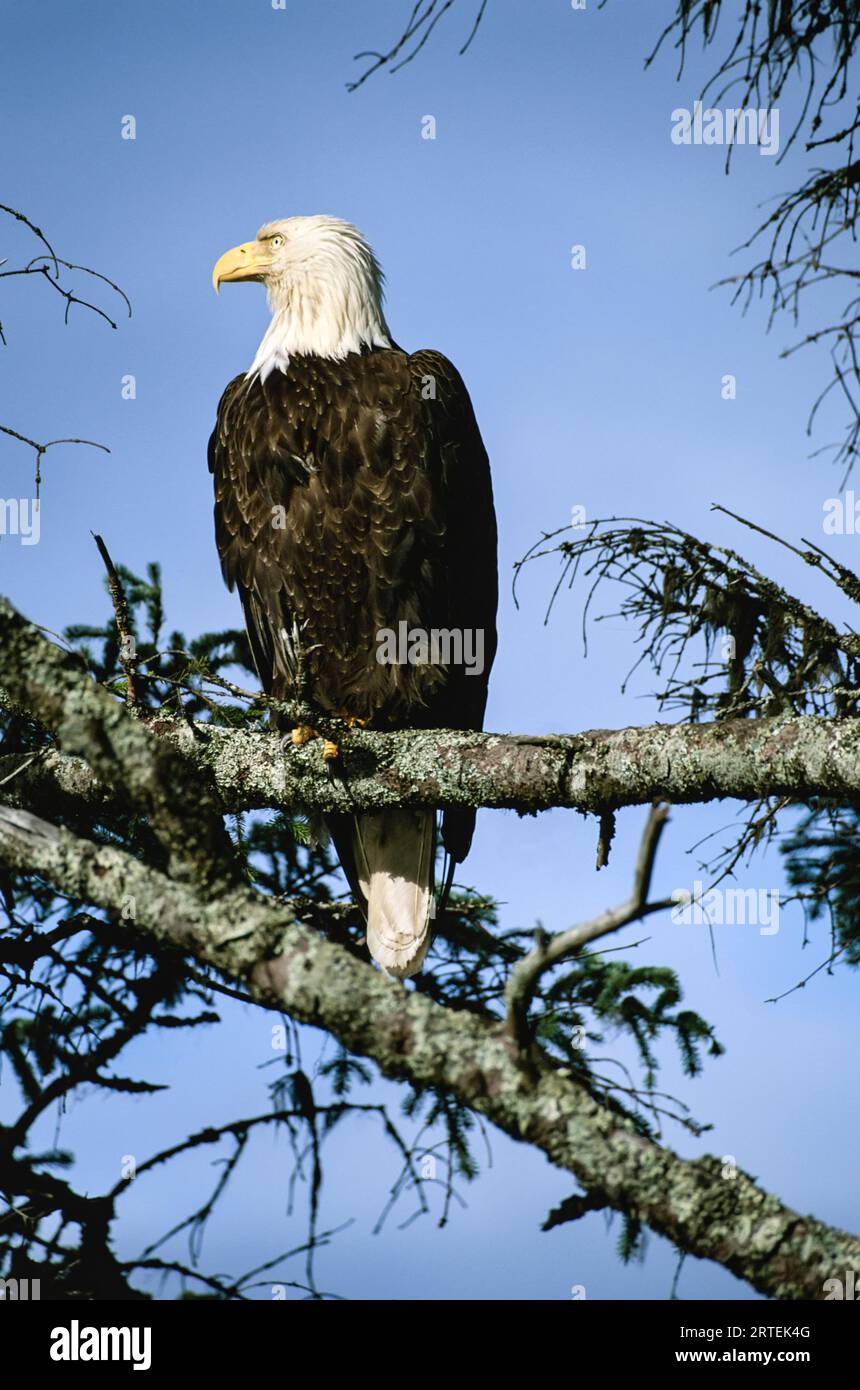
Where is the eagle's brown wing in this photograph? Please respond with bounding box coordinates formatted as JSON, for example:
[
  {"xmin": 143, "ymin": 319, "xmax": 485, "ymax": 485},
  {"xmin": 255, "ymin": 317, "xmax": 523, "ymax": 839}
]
[
  {"xmin": 209, "ymin": 346, "xmax": 498, "ymax": 971},
  {"xmin": 208, "ymin": 347, "xmax": 497, "ymax": 877}
]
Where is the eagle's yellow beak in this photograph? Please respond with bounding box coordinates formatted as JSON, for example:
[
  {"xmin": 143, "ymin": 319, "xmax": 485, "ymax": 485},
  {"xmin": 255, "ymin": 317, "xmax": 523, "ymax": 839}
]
[{"xmin": 212, "ymin": 241, "xmax": 272, "ymax": 293}]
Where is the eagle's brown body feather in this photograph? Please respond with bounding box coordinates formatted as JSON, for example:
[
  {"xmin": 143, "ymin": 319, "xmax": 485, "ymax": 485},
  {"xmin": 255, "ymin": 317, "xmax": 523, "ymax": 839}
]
[{"xmin": 209, "ymin": 345, "xmax": 497, "ymax": 971}]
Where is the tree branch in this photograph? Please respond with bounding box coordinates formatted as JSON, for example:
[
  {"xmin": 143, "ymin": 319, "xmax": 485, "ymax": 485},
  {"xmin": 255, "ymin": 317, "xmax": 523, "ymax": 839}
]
[
  {"xmin": 0, "ymin": 597, "xmax": 237, "ymax": 891},
  {"xmin": 0, "ymin": 802, "xmax": 856, "ymax": 1301},
  {"xmin": 6, "ymin": 706, "xmax": 860, "ymax": 826}
]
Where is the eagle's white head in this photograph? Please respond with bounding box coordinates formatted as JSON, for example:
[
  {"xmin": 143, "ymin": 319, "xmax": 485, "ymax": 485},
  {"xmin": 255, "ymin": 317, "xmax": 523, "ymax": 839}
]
[{"xmin": 212, "ymin": 214, "xmax": 393, "ymax": 382}]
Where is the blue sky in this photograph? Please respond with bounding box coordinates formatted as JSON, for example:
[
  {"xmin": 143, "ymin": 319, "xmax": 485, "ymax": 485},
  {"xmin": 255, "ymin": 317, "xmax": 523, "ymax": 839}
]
[{"xmin": 2, "ymin": 0, "xmax": 859, "ymax": 1299}]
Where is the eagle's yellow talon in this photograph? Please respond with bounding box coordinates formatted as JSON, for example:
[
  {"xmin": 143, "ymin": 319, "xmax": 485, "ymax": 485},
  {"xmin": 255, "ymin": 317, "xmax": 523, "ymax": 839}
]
[
  {"xmin": 291, "ymin": 725, "xmax": 315, "ymax": 747},
  {"xmin": 322, "ymin": 738, "xmax": 340, "ymax": 761}
]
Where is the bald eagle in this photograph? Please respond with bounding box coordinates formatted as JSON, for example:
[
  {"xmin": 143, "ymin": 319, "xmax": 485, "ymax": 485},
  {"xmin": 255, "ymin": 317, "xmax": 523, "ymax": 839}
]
[{"xmin": 209, "ymin": 215, "xmax": 497, "ymax": 977}]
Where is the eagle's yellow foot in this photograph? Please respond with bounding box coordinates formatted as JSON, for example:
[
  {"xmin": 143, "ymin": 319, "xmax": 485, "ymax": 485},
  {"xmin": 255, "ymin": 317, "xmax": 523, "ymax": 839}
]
[
  {"xmin": 320, "ymin": 713, "xmax": 368, "ymax": 759},
  {"xmin": 294, "ymin": 714, "xmax": 365, "ymax": 760}
]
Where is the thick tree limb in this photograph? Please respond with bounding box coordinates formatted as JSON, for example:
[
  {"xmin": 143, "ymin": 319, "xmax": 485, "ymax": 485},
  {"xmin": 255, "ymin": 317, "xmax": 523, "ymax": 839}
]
[
  {"xmin": 3, "ymin": 599, "xmax": 860, "ymax": 1297},
  {"xmin": 4, "ymin": 599, "xmax": 860, "ymax": 826},
  {"xmin": 5, "ymin": 712, "xmax": 860, "ymax": 824},
  {"xmin": 0, "ymin": 598, "xmax": 237, "ymax": 891},
  {"xmin": 0, "ymin": 802, "xmax": 857, "ymax": 1301}
]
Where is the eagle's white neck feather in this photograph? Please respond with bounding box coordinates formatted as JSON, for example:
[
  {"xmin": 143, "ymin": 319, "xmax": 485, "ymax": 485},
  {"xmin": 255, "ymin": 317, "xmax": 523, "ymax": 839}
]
[{"xmin": 247, "ymin": 218, "xmax": 393, "ymax": 382}]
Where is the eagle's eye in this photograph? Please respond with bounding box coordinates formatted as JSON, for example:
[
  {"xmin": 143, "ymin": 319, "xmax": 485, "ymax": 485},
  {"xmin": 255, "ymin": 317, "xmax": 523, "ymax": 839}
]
[{"xmin": 270, "ymin": 235, "xmax": 284, "ymax": 249}]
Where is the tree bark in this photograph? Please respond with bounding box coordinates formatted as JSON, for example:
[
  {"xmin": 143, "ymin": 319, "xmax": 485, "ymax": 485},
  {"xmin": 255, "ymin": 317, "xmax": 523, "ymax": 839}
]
[
  {"xmin": 0, "ymin": 801, "xmax": 857, "ymax": 1300},
  {"xmin": 4, "ymin": 598, "xmax": 860, "ymax": 823},
  {"xmin": 3, "ymin": 594, "xmax": 860, "ymax": 1299}
]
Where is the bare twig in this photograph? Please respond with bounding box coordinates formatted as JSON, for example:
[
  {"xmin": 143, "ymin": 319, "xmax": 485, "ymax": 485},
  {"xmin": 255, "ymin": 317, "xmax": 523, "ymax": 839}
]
[
  {"xmin": 92, "ymin": 533, "xmax": 141, "ymax": 711},
  {"xmin": 348, "ymin": 0, "xmax": 488, "ymax": 91},
  {"xmin": 0, "ymin": 425, "xmax": 108, "ymax": 496},
  {"xmin": 595, "ymin": 809, "xmax": 616, "ymax": 870},
  {"xmin": 0, "ymin": 204, "xmax": 59, "ymax": 276},
  {"xmin": 0, "ymin": 205, "xmax": 130, "ymax": 340}
]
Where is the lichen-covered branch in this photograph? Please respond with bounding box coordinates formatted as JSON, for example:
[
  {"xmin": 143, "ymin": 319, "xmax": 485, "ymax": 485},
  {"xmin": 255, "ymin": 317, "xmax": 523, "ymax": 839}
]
[
  {"xmin": 0, "ymin": 802, "xmax": 856, "ymax": 1301},
  {"xmin": 4, "ymin": 591, "xmax": 860, "ymax": 839},
  {"xmin": 0, "ymin": 597, "xmax": 237, "ymax": 891},
  {"xmin": 6, "ymin": 708, "xmax": 860, "ymax": 826}
]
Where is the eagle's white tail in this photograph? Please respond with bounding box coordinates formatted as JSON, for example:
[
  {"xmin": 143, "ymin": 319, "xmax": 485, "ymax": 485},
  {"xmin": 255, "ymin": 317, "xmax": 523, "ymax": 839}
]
[{"xmin": 353, "ymin": 809, "xmax": 434, "ymax": 978}]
